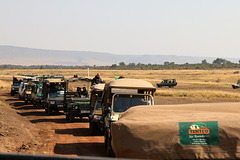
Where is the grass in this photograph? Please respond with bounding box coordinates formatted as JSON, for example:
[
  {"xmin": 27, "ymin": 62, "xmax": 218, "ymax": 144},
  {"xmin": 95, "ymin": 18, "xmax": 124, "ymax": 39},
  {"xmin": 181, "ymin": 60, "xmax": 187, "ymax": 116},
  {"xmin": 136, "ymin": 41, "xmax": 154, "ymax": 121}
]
[
  {"xmin": 0, "ymin": 80, "xmax": 12, "ymax": 91},
  {"xmin": 0, "ymin": 69, "xmax": 240, "ymax": 100},
  {"xmin": 155, "ymin": 90, "xmax": 240, "ymax": 99}
]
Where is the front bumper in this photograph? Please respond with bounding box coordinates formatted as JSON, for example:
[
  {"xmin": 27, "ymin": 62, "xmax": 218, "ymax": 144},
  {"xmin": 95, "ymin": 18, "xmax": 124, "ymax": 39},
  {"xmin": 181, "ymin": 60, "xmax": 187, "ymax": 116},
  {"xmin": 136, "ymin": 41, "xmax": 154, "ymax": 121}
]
[
  {"xmin": 69, "ymin": 108, "xmax": 90, "ymax": 117},
  {"xmin": 49, "ymin": 104, "xmax": 64, "ymax": 111}
]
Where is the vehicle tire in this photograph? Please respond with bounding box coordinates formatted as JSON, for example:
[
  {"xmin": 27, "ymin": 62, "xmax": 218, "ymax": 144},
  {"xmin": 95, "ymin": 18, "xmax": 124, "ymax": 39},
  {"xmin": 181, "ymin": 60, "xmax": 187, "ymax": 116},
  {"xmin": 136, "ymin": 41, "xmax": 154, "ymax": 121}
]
[
  {"xmin": 70, "ymin": 113, "xmax": 74, "ymax": 122},
  {"xmin": 11, "ymin": 92, "xmax": 14, "ymax": 96},
  {"xmin": 33, "ymin": 101, "xmax": 36, "ymax": 107},
  {"xmin": 107, "ymin": 136, "xmax": 115, "ymax": 157},
  {"xmin": 89, "ymin": 121, "xmax": 96, "ymax": 136},
  {"xmin": 37, "ymin": 102, "xmax": 41, "ymax": 108},
  {"xmin": 66, "ymin": 114, "xmax": 70, "ymax": 120},
  {"xmin": 104, "ymin": 131, "xmax": 108, "ymax": 148},
  {"xmin": 47, "ymin": 108, "xmax": 52, "ymax": 115}
]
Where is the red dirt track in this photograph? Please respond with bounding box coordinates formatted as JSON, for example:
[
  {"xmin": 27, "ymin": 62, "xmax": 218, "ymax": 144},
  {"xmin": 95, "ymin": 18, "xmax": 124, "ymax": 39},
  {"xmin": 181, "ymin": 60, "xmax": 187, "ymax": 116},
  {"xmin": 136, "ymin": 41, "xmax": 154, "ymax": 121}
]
[{"xmin": 1, "ymin": 91, "xmax": 106, "ymax": 157}]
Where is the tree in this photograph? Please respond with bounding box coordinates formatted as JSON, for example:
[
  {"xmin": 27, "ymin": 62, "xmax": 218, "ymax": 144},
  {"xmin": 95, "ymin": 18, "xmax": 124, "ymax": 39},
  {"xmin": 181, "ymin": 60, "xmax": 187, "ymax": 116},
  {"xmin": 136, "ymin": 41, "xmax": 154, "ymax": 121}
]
[
  {"xmin": 110, "ymin": 64, "xmax": 117, "ymax": 69},
  {"xmin": 213, "ymin": 58, "xmax": 232, "ymax": 64},
  {"xmin": 164, "ymin": 61, "xmax": 170, "ymax": 65},
  {"xmin": 119, "ymin": 62, "xmax": 126, "ymax": 66},
  {"xmin": 202, "ymin": 59, "xmax": 208, "ymax": 64},
  {"xmin": 128, "ymin": 63, "xmax": 136, "ymax": 66}
]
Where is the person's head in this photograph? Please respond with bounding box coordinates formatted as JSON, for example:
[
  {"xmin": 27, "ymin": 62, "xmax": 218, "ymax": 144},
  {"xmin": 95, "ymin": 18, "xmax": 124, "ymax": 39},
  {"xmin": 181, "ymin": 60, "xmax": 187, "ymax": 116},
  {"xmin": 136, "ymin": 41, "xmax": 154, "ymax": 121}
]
[
  {"xmin": 96, "ymin": 73, "xmax": 100, "ymax": 77},
  {"xmin": 83, "ymin": 87, "xmax": 86, "ymax": 91}
]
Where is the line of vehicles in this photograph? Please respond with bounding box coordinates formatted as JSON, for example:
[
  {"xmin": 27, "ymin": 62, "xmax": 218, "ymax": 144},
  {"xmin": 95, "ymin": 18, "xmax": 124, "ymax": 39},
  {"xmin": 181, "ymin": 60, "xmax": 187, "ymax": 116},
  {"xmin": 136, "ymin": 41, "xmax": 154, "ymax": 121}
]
[{"xmin": 10, "ymin": 75, "xmax": 156, "ymax": 157}]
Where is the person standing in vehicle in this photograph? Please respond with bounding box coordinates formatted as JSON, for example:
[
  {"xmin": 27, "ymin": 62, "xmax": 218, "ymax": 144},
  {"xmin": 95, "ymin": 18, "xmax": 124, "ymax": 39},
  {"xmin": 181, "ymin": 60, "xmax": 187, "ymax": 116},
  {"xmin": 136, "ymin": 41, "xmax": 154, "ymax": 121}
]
[
  {"xmin": 92, "ymin": 73, "xmax": 103, "ymax": 85},
  {"xmin": 81, "ymin": 87, "xmax": 89, "ymax": 98}
]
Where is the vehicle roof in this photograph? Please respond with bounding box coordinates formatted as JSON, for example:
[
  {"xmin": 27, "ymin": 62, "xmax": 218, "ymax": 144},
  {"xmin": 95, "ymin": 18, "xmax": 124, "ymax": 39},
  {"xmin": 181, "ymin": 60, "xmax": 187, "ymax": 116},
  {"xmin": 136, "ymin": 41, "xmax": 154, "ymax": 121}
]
[
  {"xmin": 45, "ymin": 78, "xmax": 64, "ymax": 83},
  {"xmin": 13, "ymin": 76, "xmax": 25, "ymax": 79},
  {"xmin": 105, "ymin": 79, "xmax": 155, "ymax": 90},
  {"xmin": 23, "ymin": 77, "xmax": 36, "ymax": 79},
  {"xmin": 163, "ymin": 79, "xmax": 176, "ymax": 80},
  {"xmin": 91, "ymin": 83, "xmax": 105, "ymax": 91}
]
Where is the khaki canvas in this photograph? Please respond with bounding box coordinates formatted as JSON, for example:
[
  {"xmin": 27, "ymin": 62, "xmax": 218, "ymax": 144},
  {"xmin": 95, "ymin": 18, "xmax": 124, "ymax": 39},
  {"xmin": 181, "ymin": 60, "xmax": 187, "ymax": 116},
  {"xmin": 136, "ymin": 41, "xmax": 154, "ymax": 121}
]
[{"xmin": 111, "ymin": 103, "xmax": 240, "ymax": 159}]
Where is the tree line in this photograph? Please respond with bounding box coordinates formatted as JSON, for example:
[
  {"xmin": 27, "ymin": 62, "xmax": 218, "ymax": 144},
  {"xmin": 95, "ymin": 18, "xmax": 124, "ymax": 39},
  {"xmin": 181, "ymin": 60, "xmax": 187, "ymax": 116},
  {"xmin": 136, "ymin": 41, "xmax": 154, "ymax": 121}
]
[{"xmin": 1, "ymin": 58, "xmax": 240, "ymax": 70}]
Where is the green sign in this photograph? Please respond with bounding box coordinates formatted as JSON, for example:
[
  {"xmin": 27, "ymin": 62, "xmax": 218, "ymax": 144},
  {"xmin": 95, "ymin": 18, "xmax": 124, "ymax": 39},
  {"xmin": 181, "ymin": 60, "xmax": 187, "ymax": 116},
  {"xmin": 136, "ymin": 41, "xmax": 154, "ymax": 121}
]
[{"xmin": 179, "ymin": 121, "xmax": 219, "ymax": 145}]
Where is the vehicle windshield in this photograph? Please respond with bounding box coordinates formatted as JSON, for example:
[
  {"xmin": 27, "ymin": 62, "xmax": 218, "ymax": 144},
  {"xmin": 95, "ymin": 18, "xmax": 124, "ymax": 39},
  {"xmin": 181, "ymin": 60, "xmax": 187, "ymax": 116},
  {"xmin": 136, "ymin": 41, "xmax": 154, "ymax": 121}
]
[
  {"xmin": 25, "ymin": 84, "xmax": 32, "ymax": 91},
  {"xmin": 95, "ymin": 101, "xmax": 102, "ymax": 111},
  {"xmin": 13, "ymin": 82, "xmax": 21, "ymax": 86},
  {"xmin": 48, "ymin": 90, "xmax": 64, "ymax": 98},
  {"xmin": 113, "ymin": 94, "xmax": 153, "ymax": 112}
]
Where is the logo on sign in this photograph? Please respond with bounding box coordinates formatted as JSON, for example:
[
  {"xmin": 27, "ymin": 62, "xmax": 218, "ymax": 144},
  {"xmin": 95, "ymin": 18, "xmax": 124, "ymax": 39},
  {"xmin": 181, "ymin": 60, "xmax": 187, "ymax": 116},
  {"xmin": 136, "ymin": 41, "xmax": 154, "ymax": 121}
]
[{"xmin": 188, "ymin": 122, "xmax": 210, "ymax": 134}]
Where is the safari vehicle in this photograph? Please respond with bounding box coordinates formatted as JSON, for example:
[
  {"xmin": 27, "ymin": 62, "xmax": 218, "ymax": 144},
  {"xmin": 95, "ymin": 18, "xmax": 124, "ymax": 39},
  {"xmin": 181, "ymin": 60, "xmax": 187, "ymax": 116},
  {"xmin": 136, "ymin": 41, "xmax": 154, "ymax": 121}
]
[
  {"xmin": 89, "ymin": 83, "xmax": 105, "ymax": 135},
  {"xmin": 232, "ymin": 80, "xmax": 240, "ymax": 89},
  {"xmin": 32, "ymin": 75, "xmax": 65, "ymax": 108},
  {"xmin": 18, "ymin": 76, "xmax": 36, "ymax": 101},
  {"xmin": 31, "ymin": 80, "xmax": 44, "ymax": 108},
  {"xmin": 10, "ymin": 76, "xmax": 23, "ymax": 96},
  {"xmin": 102, "ymin": 78, "xmax": 156, "ymax": 156},
  {"xmin": 43, "ymin": 78, "xmax": 65, "ymax": 115},
  {"xmin": 24, "ymin": 82, "xmax": 34, "ymax": 104},
  {"xmin": 64, "ymin": 77, "xmax": 91, "ymax": 122},
  {"xmin": 157, "ymin": 79, "xmax": 177, "ymax": 88}
]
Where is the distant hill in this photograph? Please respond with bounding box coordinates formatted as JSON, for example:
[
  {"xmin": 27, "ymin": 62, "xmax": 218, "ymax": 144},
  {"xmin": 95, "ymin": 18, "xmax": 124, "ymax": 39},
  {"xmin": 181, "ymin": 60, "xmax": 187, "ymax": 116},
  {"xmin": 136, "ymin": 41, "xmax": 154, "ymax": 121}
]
[{"xmin": 0, "ymin": 45, "xmax": 239, "ymax": 66}]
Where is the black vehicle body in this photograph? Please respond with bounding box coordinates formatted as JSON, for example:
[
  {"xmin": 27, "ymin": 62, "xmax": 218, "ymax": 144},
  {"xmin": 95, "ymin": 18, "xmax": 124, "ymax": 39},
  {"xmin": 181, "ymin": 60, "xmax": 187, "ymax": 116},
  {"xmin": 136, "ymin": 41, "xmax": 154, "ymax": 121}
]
[
  {"xmin": 89, "ymin": 84, "xmax": 105, "ymax": 135},
  {"xmin": 43, "ymin": 78, "xmax": 65, "ymax": 115},
  {"xmin": 11, "ymin": 76, "xmax": 23, "ymax": 96},
  {"xmin": 64, "ymin": 77, "xmax": 92, "ymax": 122},
  {"xmin": 157, "ymin": 79, "xmax": 177, "ymax": 88}
]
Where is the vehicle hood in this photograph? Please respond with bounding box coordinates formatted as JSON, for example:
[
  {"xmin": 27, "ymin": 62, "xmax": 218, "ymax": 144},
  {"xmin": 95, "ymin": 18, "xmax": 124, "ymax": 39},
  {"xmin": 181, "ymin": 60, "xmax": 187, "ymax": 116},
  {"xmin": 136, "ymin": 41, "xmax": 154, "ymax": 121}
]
[{"xmin": 48, "ymin": 97, "xmax": 64, "ymax": 101}]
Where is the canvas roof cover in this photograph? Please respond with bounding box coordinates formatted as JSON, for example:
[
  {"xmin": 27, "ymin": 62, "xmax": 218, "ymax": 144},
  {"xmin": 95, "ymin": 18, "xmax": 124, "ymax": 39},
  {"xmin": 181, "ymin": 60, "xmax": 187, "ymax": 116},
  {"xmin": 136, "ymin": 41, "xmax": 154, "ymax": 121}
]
[
  {"xmin": 105, "ymin": 79, "xmax": 155, "ymax": 90},
  {"xmin": 90, "ymin": 83, "xmax": 105, "ymax": 91},
  {"xmin": 111, "ymin": 103, "xmax": 240, "ymax": 159},
  {"xmin": 46, "ymin": 78, "xmax": 64, "ymax": 83}
]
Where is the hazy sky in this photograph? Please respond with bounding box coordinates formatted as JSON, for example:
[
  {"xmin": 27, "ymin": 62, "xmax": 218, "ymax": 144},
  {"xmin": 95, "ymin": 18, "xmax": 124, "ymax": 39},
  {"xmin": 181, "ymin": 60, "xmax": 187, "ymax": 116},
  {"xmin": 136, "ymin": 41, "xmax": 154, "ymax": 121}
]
[{"xmin": 0, "ymin": 0, "xmax": 240, "ymax": 58}]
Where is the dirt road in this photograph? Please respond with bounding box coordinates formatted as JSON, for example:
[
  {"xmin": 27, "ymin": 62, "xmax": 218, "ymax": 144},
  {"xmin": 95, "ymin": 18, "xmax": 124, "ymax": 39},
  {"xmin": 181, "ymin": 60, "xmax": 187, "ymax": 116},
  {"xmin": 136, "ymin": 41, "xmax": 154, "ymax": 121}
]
[{"xmin": 2, "ymin": 92, "xmax": 106, "ymax": 157}]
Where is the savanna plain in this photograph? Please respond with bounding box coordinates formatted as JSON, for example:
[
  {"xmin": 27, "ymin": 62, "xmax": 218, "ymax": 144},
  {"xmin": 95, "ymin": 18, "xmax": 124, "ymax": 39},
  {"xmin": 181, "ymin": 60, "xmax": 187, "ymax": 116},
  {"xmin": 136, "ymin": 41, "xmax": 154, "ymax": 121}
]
[{"xmin": 0, "ymin": 69, "xmax": 240, "ymax": 157}]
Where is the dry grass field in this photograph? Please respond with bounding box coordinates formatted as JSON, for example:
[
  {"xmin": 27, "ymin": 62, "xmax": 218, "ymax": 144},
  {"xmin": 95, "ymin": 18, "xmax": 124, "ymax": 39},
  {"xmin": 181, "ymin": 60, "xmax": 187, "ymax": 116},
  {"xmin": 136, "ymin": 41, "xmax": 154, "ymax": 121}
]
[{"xmin": 1, "ymin": 69, "xmax": 240, "ymax": 103}]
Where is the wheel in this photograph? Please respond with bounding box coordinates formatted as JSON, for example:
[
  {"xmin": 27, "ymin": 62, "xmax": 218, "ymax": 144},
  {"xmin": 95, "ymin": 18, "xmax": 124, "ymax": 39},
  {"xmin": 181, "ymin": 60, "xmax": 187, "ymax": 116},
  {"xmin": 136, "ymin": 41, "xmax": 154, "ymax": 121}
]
[
  {"xmin": 11, "ymin": 92, "xmax": 14, "ymax": 96},
  {"xmin": 33, "ymin": 101, "xmax": 36, "ymax": 107},
  {"xmin": 104, "ymin": 131, "xmax": 108, "ymax": 147},
  {"xmin": 89, "ymin": 121, "xmax": 97, "ymax": 136},
  {"xmin": 70, "ymin": 113, "xmax": 74, "ymax": 122},
  {"xmin": 37, "ymin": 102, "xmax": 41, "ymax": 108},
  {"xmin": 47, "ymin": 108, "xmax": 52, "ymax": 115},
  {"xmin": 66, "ymin": 114, "xmax": 70, "ymax": 120},
  {"xmin": 106, "ymin": 136, "xmax": 115, "ymax": 157},
  {"xmin": 45, "ymin": 107, "xmax": 52, "ymax": 116}
]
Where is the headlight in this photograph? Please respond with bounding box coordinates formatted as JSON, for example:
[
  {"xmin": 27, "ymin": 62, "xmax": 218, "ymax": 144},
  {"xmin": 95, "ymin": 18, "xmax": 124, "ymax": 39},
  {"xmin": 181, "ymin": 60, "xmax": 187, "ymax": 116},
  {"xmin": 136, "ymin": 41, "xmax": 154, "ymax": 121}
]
[
  {"xmin": 74, "ymin": 106, "xmax": 78, "ymax": 109},
  {"xmin": 94, "ymin": 115, "xmax": 102, "ymax": 120},
  {"xmin": 12, "ymin": 88, "xmax": 15, "ymax": 90},
  {"xmin": 50, "ymin": 101, "xmax": 55, "ymax": 104}
]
